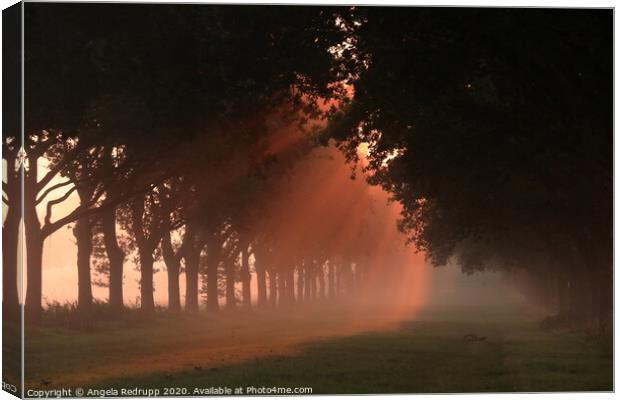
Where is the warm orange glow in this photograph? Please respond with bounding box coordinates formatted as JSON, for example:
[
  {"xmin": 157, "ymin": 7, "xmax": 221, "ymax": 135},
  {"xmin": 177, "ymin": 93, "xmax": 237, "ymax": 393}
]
[{"xmin": 32, "ymin": 86, "xmax": 428, "ymax": 320}]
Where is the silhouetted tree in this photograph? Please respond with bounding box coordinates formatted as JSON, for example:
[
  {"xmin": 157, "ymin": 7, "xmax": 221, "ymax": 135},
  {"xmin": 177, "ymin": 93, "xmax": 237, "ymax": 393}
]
[{"xmin": 329, "ymin": 8, "xmax": 612, "ymax": 330}]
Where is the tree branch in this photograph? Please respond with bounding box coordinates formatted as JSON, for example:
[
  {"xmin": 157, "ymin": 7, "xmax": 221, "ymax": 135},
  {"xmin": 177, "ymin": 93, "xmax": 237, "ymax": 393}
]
[
  {"xmin": 40, "ymin": 168, "xmax": 176, "ymax": 239},
  {"xmin": 44, "ymin": 186, "xmax": 77, "ymax": 227},
  {"xmin": 35, "ymin": 142, "xmax": 86, "ymax": 192},
  {"xmin": 36, "ymin": 162, "xmax": 64, "ymax": 193},
  {"xmin": 35, "ymin": 180, "xmax": 73, "ymax": 205},
  {"xmin": 41, "ymin": 187, "xmax": 103, "ymax": 238}
]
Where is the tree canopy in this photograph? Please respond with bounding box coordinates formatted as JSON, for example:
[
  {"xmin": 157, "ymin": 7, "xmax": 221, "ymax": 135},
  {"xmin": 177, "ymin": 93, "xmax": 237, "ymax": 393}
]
[{"xmin": 328, "ymin": 7, "xmax": 612, "ymax": 327}]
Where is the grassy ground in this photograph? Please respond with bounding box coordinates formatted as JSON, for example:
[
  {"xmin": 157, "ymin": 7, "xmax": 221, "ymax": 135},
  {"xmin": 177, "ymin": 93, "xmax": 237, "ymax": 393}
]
[
  {"xmin": 23, "ymin": 301, "xmax": 612, "ymax": 395},
  {"xmin": 3, "ymin": 320, "xmax": 22, "ymax": 395}
]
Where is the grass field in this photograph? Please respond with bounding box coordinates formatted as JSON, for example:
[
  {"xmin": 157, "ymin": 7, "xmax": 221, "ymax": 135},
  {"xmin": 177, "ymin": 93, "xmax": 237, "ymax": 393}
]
[{"xmin": 22, "ymin": 301, "xmax": 612, "ymax": 395}]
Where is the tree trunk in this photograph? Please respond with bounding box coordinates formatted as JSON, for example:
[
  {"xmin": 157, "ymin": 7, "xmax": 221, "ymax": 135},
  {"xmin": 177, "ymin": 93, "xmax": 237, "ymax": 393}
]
[
  {"xmin": 3, "ymin": 149, "xmax": 20, "ymax": 320},
  {"xmin": 130, "ymin": 196, "xmax": 160, "ymax": 313},
  {"xmin": 184, "ymin": 245, "xmax": 200, "ymax": 311},
  {"xmin": 268, "ymin": 268, "xmax": 277, "ymax": 307},
  {"xmin": 304, "ymin": 264, "xmax": 313, "ymax": 302},
  {"xmin": 181, "ymin": 224, "xmax": 202, "ymax": 311},
  {"xmin": 205, "ymin": 233, "xmax": 222, "ymax": 312},
  {"xmin": 297, "ymin": 264, "xmax": 304, "ymax": 303},
  {"xmin": 74, "ymin": 217, "xmax": 93, "ymax": 315},
  {"xmin": 287, "ymin": 268, "xmax": 295, "ymax": 304},
  {"xmin": 161, "ymin": 231, "xmax": 180, "ymax": 312},
  {"xmin": 24, "ymin": 166, "xmax": 42, "ymax": 323},
  {"xmin": 328, "ymin": 261, "xmax": 335, "ymax": 299},
  {"xmin": 254, "ymin": 251, "xmax": 267, "ymax": 307},
  {"xmin": 24, "ymin": 233, "xmax": 43, "ymax": 323},
  {"xmin": 225, "ymin": 258, "xmax": 236, "ymax": 310},
  {"xmin": 167, "ymin": 262, "xmax": 181, "ymax": 312},
  {"xmin": 2, "ymin": 198, "xmax": 20, "ymax": 320},
  {"xmin": 353, "ymin": 262, "xmax": 363, "ymax": 293},
  {"xmin": 277, "ymin": 269, "xmax": 286, "ymax": 306},
  {"xmin": 343, "ymin": 262, "xmax": 353, "ymax": 295},
  {"xmin": 241, "ymin": 245, "xmax": 251, "ymax": 308},
  {"xmin": 102, "ymin": 208, "xmax": 124, "ymax": 311},
  {"xmin": 139, "ymin": 249, "xmax": 155, "ymax": 312},
  {"xmin": 318, "ymin": 263, "xmax": 325, "ymax": 300},
  {"xmin": 310, "ymin": 264, "xmax": 317, "ymax": 301},
  {"xmin": 335, "ymin": 262, "xmax": 342, "ymax": 297}
]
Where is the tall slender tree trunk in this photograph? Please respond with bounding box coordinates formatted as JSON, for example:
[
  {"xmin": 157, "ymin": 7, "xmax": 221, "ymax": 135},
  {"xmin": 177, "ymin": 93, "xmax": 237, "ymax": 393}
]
[
  {"xmin": 24, "ymin": 163, "xmax": 43, "ymax": 323},
  {"xmin": 225, "ymin": 258, "xmax": 236, "ymax": 310},
  {"xmin": 102, "ymin": 208, "xmax": 124, "ymax": 311},
  {"xmin": 287, "ymin": 268, "xmax": 295, "ymax": 304},
  {"xmin": 167, "ymin": 261, "xmax": 181, "ymax": 312},
  {"xmin": 304, "ymin": 264, "xmax": 313, "ymax": 302},
  {"xmin": 254, "ymin": 250, "xmax": 267, "ymax": 307},
  {"xmin": 73, "ymin": 183, "xmax": 99, "ymax": 317},
  {"xmin": 205, "ymin": 233, "xmax": 222, "ymax": 312},
  {"xmin": 3, "ymin": 150, "xmax": 20, "ymax": 320},
  {"xmin": 342, "ymin": 262, "xmax": 353, "ymax": 295},
  {"xmin": 277, "ymin": 268, "xmax": 287, "ymax": 306},
  {"xmin": 335, "ymin": 262, "xmax": 341, "ymax": 298},
  {"xmin": 101, "ymin": 151, "xmax": 125, "ymax": 311},
  {"xmin": 268, "ymin": 268, "xmax": 277, "ymax": 307},
  {"xmin": 184, "ymin": 245, "xmax": 200, "ymax": 311},
  {"xmin": 297, "ymin": 264, "xmax": 304, "ymax": 303},
  {"xmin": 280, "ymin": 268, "xmax": 294, "ymax": 305},
  {"xmin": 74, "ymin": 216, "xmax": 93, "ymax": 315},
  {"xmin": 24, "ymin": 233, "xmax": 43, "ymax": 323},
  {"xmin": 139, "ymin": 248, "xmax": 155, "ymax": 312},
  {"xmin": 310, "ymin": 261, "xmax": 318, "ymax": 301},
  {"xmin": 353, "ymin": 262, "xmax": 363, "ymax": 293},
  {"xmin": 318, "ymin": 263, "xmax": 325, "ymax": 300},
  {"xmin": 2, "ymin": 195, "xmax": 20, "ymax": 320},
  {"xmin": 181, "ymin": 223, "xmax": 202, "ymax": 311},
  {"xmin": 241, "ymin": 245, "xmax": 251, "ymax": 309},
  {"xmin": 327, "ymin": 261, "xmax": 335, "ymax": 299},
  {"xmin": 131, "ymin": 197, "xmax": 157, "ymax": 313},
  {"xmin": 161, "ymin": 231, "xmax": 180, "ymax": 312}
]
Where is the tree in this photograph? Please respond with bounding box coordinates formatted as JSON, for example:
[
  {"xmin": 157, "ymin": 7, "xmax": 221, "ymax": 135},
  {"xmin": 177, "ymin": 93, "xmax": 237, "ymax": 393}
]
[
  {"xmin": 328, "ymin": 8, "xmax": 612, "ymax": 329},
  {"xmin": 24, "ymin": 3, "xmax": 358, "ymax": 319},
  {"xmin": 2, "ymin": 3, "xmax": 23, "ymax": 321}
]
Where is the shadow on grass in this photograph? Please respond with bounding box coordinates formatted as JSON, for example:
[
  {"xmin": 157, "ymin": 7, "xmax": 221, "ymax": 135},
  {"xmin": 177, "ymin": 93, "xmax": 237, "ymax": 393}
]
[{"xmin": 87, "ymin": 316, "xmax": 612, "ymax": 395}]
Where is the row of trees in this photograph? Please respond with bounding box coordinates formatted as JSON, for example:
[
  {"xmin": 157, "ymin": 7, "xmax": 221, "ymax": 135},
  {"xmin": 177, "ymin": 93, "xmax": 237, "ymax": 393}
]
[
  {"xmin": 3, "ymin": 6, "xmax": 611, "ymax": 332},
  {"xmin": 90, "ymin": 143, "xmax": 403, "ymax": 314},
  {"xmin": 6, "ymin": 4, "xmax": 412, "ymax": 323},
  {"xmin": 329, "ymin": 8, "xmax": 612, "ymax": 332},
  {"xmin": 4, "ymin": 4, "xmax": 369, "ymax": 322}
]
